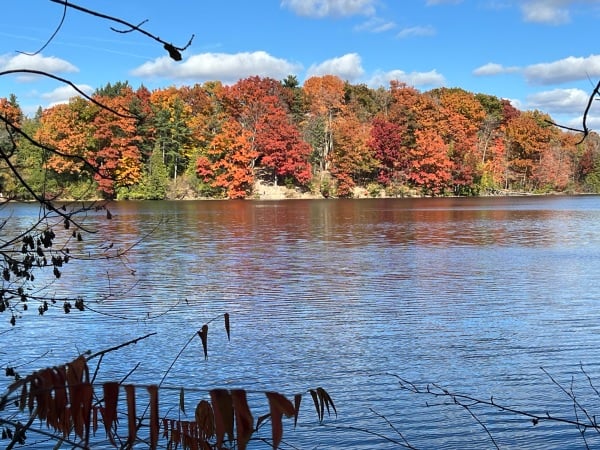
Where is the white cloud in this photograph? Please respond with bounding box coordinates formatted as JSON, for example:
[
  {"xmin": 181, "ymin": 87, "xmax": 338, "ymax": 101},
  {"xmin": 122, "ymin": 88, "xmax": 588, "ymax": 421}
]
[
  {"xmin": 281, "ymin": 0, "xmax": 376, "ymax": 18},
  {"xmin": 41, "ymin": 84, "xmax": 94, "ymax": 107},
  {"xmin": 368, "ymin": 69, "xmax": 445, "ymax": 88},
  {"xmin": 306, "ymin": 53, "xmax": 365, "ymax": 81},
  {"xmin": 0, "ymin": 53, "xmax": 78, "ymax": 81},
  {"xmin": 354, "ymin": 17, "xmax": 396, "ymax": 33},
  {"xmin": 524, "ymin": 54, "xmax": 600, "ymax": 85},
  {"xmin": 397, "ymin": 25, "xmax": 436, "ymax": 39},
  {"xmin": 131, "ymin": 51, "xmax": 301, "ymax": 84},
  {"xmin": 473, "ymin": 62, "xmax": 520, "ymax": 76},
  {"xmin": 521, "ymin": 0, "xmax": 571, "ymax": 24},
  {"xmin": 520, "ymin": 0, "xmax": 600, "ymax": 24},
  {"xmin": 567, "ymin": 114, "xmax": 600, "ymax": 132},
  {"xmin": 527, "ymin": 88, "xmax": 590, "ymax": 114}
]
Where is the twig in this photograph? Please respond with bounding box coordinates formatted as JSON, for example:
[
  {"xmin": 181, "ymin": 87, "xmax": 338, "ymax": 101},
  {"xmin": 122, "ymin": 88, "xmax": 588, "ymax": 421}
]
[
  {"xmin": 547, "ymin": 80, "xmax": 600, "ymax": 144},
  {"xmin": 49, "ymin": 0, "xmax": 194, "ymax": 61},
  {"xmin": 17, "ymin": 0, "xmax": 67, "ymax": 56},
  {"xmin": 86, "ymin": 332, "xmax": 156, "ymax": 361},
  {"xmin": 431, "ymin": 382, "xmax": 500, "ymax": 450},
  {"xmin": 1, "ymin": 410, "xmax": 85, "ymax": 450},
  {"xmin": 321, "ymin": 423, "xmax": 416, "ymax": 449},
  {"xmin": 369, "ymin": 408, "xmax": 417, "ymax": 449},
  {"xmin": 0, "ymin": 70, "xmax": 136, "ymax": 119},
  {"xmin": 393, "ymin": 373, "xmax": 600, "ymax": 431},
  {"xmin": 542, "ymin": 367, "xmax": 595, "ymax": 426}
]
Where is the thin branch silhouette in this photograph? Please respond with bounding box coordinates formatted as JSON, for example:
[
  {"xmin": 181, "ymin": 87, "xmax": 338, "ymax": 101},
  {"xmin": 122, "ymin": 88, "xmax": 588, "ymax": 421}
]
[
  {"xmin": 547, "ymin": 80, "xmax": 600, "ymax": 144},
  {"xmin": 0, "ymin": 69, "xmax": 136, "ymax": 119},
  {"xmin": 391, "ymin": 366, "xmax": 600, "ymax": 450},
  {"xmin": 49, "ymin": 0, "xmax": 194, "ymax": 61},
  {"xmin": 17, "ymin": 0, "xmax": 67, "ymax": 56}
]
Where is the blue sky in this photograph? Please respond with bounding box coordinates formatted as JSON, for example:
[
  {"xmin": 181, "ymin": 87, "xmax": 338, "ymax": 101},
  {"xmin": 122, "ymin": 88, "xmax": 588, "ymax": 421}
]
[{"xmin": 2, "ymin": 0, "xmax": 600, "ymax": 131}]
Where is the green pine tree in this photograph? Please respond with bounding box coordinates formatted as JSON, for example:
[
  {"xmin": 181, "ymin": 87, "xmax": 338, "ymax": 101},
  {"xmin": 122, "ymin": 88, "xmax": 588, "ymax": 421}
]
[{"xmin": 145, "ymin": 144, "xmax": 169, "ymax": 199}]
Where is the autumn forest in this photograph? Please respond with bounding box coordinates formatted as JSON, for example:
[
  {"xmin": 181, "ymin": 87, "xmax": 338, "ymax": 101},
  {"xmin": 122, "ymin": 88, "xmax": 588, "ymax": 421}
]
[{"xmin": 2, "ymin": 74, "xmax": 600, "ymax": 200}]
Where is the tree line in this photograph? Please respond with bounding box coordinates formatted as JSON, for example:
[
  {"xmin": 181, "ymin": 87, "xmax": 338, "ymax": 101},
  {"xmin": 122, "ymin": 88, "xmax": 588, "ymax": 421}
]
[{"xmin": 2, "ymin": 74, "xmax": 600, "ymax": 200}]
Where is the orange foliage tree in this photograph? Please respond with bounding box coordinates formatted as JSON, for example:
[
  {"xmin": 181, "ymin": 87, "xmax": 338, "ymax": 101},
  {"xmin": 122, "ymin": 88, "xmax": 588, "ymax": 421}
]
[
  {"xmin": 330, "ymin": 110, "xmax": 377, "ymax": 196},
  {"xmin": 5, "ymin": 75, "xmax": 595, "ymax": 199},
  {"xmin": 504, "ymin": 110, "xmax": 558, "ymax": 190},
  {"xmin": 35, "ymin": 98, "xmax": 98, "ymax": 177},
  {"xmin": 433, "ymin": 88, "xmax": 486, "ymax": 193},
  {"xmin": 534, "ymin": 131, "xmax": 579, "ymax": 190},
  {"xmin": 0, "ymin": 95, "xmax": 24, "ymax": 194},
  {"xmin": 199, "ymin": 118, "xmax": 257, "ymax": 198},
  {"xmin": 91, "ymin": 87, "xmax": 143, "ymax": 197},
  {"xmin": 368, "ymin": 118, "xmax": 407, "ymax": 186},
  {"xmin": 409, "ymin": 127, "xmax": 453, "ymax": 195},
  {"xmin": 197, "ymin": 76, "xmax": 311, "ymax": 197},
  {"xmin": 303, "ymin": 75, "xmax": 346, "ymax": 173},
  {"xmin": 254, "ymin": 96, "xmax": 312, "ymax": 185},
  {"xmin": 0, "ymin": 95, "xmax": 22, "ymax": 128},
  {"xmin": 178, "ymin": 83, "xmax": 218, "ymax": 155}
]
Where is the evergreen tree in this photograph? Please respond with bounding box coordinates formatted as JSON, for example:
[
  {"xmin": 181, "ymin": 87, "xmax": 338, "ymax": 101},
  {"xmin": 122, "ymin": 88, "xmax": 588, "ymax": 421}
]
[{"xmin": 145, "ymin": 144, "xmax": 169, "ymax": 199}]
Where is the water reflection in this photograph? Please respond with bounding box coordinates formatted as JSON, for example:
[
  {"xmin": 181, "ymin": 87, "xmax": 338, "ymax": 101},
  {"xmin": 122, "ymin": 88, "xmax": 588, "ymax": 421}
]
[{"xmin": 2, "ymin": 196, "xmax": 600, "ymax": 449}]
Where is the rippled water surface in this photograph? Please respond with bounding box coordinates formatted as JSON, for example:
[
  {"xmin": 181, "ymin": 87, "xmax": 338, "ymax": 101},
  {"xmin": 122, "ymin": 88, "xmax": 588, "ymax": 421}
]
[{"xmin": 4, "ymin": 196, "xmax": 600, "ymax": 449}]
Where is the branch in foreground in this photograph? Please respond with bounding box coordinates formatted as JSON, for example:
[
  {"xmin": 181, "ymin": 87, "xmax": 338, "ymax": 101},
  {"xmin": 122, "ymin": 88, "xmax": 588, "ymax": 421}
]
[
  {"xmin": 0, "ymin": 70, "xmax": 136, "ymax": 119},
  {"xmin": 547, "ymin": 80, "xmax": 600, "ymax": 144},
  {"xmin": 391, "ymin": 366, "xmax": 600, "ymax": 449},
  {"xmin": 49, "ymin": 0, "xmax": 194, "ymax": 61}
]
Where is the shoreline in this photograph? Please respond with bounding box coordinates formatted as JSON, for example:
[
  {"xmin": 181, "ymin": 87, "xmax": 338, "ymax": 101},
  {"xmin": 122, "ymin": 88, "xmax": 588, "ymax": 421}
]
[{"xmin": 2, "ymin": 181, "xmax": 588, "ymax": 203}]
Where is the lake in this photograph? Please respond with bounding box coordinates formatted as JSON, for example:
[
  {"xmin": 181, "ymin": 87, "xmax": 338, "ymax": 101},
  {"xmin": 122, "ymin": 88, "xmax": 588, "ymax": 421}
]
[{"xmin": 3, "ymin": 196, "xmax": 600, "ymax": 449}]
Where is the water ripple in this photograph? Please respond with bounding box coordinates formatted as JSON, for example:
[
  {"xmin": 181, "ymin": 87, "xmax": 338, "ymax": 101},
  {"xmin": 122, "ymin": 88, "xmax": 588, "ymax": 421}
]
[{"xmin": 3, "ymin": 196, "xmax": 600, "ymax": 448}]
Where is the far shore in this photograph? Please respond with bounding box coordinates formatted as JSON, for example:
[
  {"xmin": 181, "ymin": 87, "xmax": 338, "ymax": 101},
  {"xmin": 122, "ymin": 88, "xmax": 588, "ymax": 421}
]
[{"xmin": 3, "ymin": 181, "xmax": 588, "ymax": 203}]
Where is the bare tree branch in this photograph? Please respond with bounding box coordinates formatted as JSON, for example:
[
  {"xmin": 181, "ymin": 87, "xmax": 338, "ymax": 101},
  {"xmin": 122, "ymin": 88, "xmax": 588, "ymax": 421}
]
[
  {"xmin": 391, "ymin": 367, "xmax": 600, "ymax": 450},
  {"xmin": 0, "ymin": 69, "xmax": 137, "ymax": 119},
  {"xmin": 86, "ymin": 332, "xmax": 157, "ymax": 361},
  {"xmin": 49, "ymin": 0, "xmax": 194, "ymax": 61},
  {"xmin": 17, "ymin": 0, "xmax": 67, "ymax": 56},
  {"xmin": 547, "ymin": 80, "xmax": 600, "ymax": 144}
]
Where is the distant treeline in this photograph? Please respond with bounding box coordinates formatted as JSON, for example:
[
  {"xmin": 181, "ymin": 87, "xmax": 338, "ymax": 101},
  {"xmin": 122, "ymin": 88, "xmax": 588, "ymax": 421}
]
[{"xmin": 2, "ymin": 75, "xmax": 600, "ymax": 200}]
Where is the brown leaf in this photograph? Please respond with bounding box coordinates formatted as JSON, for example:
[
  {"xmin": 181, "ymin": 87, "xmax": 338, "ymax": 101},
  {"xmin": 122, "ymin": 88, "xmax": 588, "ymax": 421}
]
[
  {"xmin": 67, "ymin": 355, "xmax": 90, "ymax": 437},
  {"xmin": 82, "ymin": 383, "xmax": 94, "ymax": 444},
  {"xmin": 19, "ymin": 382, "xmax": 28, "ymax": 412},
  {"xmin": 198, "ymin": 324, "xmax": 209, "ymax": 360},
  {"xmin": 224, "ymin": 313, "xmax": 231, "ymax": 341},
  {"xmin": 148, "ymin": 385, "xmax": 159, "ymax": 450},
  {"xmin": 266, "ymin": 392, "xmax": 294, "ymax": 449},
  {"xmin": 28, "ymin": 377, "xmax": 35, "ymax": 413},
  {"xmin": 195, "ymin": 399, "xmax": 215, "ymax": 441},
  {"xmin": 293, "ymin": 394, "xmax": 302, "ymax": 428},
  {"xmin": 179, "ymin": 387, "xmax": 186, "ymax": 414},
  {"xmin": 309, "ymin": 388, "xmax": 336, "ymax": 423},
  {"xmin": 92, "ymin": 406, "xmax": 99, "ymax": 436},
  {"xmin": 231, "ymin": 389, "xmax": 253, "ymax": 450},
  {"xmin": 316, "ymin": 387, "xmax": 337, "ymax": 420},
  {"xmin": 125, "ymin": 384, "xmax": 137, "ymax": 447},
  {"xmin": 102, "ymin": 382, "xmax": 119, "ymax": 445},
  {"xmin": 67, "ymin": 355, "xmax": 89, "ymax": 384},
  {"xmin": 256, "ymin": 413, "xmax": 270, "ymax": 431},
  {"xmin": 309, "ymin": 389, "xmax": 321, "ymax": 421},
  {"xmin": 71, "ymin": 382, "xmax": 93, "ymax": 444},
  {"xmin": 210, "ymin": 389, "xmax": 233, "ymax": 447},
  {"xmin": 50, "ymin": 367, "xmax": 68, "ymax": 435},
  {"xmin": 34, "ymin": 370, "xmax": 52, "ymax": 423}
]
